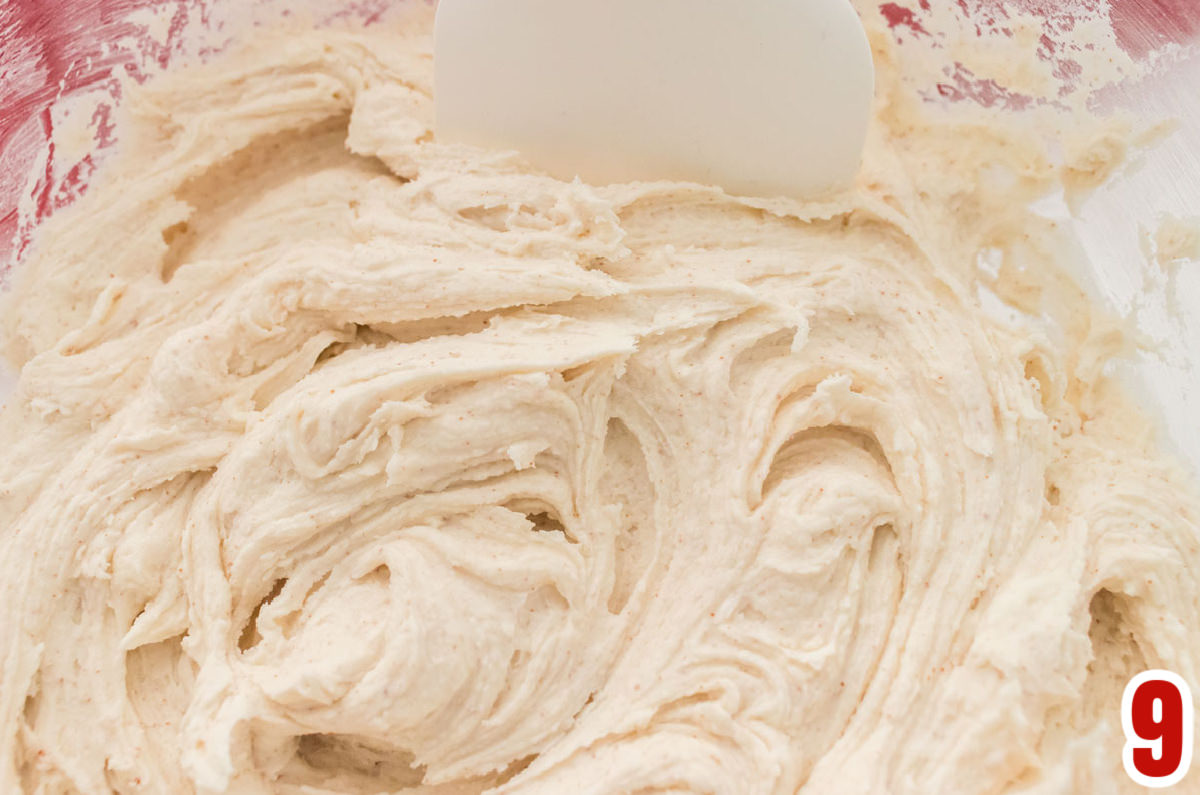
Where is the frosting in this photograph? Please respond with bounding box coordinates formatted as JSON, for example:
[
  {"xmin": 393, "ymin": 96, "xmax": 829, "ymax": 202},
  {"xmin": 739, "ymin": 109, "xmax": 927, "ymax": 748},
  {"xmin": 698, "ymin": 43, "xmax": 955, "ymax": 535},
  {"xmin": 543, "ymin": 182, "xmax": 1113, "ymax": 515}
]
[{"xmin": 2, "ymin": 5, "xmax": 1198, "ymax": 794}]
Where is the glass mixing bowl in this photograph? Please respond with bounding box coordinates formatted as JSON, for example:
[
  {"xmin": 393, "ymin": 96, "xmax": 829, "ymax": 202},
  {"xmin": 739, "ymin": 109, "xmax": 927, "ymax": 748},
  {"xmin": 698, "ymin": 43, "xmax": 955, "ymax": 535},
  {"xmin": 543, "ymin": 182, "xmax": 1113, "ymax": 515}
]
[{"xmin": 1, "ymin": 0, "xmax": 1198, "ymax": 468}]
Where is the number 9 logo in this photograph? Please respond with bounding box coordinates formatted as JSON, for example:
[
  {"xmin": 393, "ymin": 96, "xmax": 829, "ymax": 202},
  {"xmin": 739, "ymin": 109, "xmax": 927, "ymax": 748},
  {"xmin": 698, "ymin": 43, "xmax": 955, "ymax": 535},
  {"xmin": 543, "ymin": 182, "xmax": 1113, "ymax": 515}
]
[{"xmin": 1122, "ymin": 670, "xmax": 1194, "ymax": 788}]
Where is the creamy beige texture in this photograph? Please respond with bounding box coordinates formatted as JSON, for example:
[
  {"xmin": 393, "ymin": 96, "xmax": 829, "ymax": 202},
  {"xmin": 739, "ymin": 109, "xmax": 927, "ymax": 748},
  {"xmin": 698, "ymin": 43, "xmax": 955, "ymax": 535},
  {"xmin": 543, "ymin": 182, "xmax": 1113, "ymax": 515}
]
[{"xmin": 2, "ymin": 5, "xmax": 1199, "ymax": 795}]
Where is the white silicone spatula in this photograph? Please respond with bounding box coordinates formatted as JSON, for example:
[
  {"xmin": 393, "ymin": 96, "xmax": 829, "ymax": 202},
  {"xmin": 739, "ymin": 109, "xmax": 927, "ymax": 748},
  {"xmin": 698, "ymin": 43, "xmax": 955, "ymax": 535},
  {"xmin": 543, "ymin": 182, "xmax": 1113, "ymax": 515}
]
[{"xmin": 434, "ymin": 0, "xmax": 875, "ymax": 199}]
